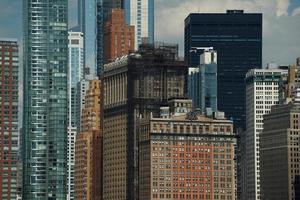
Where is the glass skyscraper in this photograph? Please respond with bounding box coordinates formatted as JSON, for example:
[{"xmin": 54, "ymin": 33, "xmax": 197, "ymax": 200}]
[
  {"xmin": 188, "ymin": 48, "xmax": 217, "ymax": 114},
  {"xmin": 185, "ymin": 10, "xmax": 262, "ymax": 130},
  {"xmin": 67, "ymin": 31, "xmax": 84, "ymax": 200},
  {"xmin": 78, "ymin": 0, "xmax": 98, "ymax": 76},
  {"xmin": 23, "ymin": 0, "xmax": 68, "ymax": 199},
  {"xmin": 124, "ymin": 0, "xmax": 154, "ymax": 49}
]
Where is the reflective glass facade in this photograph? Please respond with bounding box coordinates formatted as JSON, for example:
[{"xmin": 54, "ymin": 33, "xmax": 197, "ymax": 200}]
[
  {"xmin": 23, "ymin": 0, "xmax": 68, "ymax": 199},
  {"xmin": 185, "ymin": 10, "xmax": 262, "ymax": 129},
  {"xmin": 78, "ymin": 0, "xmax": 97, "ymax": 75}
]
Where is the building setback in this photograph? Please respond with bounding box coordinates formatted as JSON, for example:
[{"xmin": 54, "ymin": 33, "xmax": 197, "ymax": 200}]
[
  {"xmin": 260, "ymin": 103, "xmax": 300, "ymax": 200},
  {"xmin": 103, "ymin": 43, "xmax": 187, "ymax": 200},
  {"xmin": 75, "ymin": 80, "xmax": 102, "ymax": 200},
  {"xmin": 0, "ymin": 39, "xmax": 19, "ymax": 200},
  {"xmin": 138, "ymin": 99, "xmax": 236, "ymax": 200},
  {"xmin": 23, "ymin": 0, "xmax": 68, "ymax": 198},
  {"xmin": 104, "ymin": 9, "xmax": 135, "ymax": 63},
  {"xmin": 185, "ymin": 10, "xmax": 262, "ymax": 130},
  {"xmin": 244, "ymin": 68, "xmax": 287, "ymax": 200},
  {"xmin": 67, "ymin": 31, "xmax": 84, "ymax": 200}
]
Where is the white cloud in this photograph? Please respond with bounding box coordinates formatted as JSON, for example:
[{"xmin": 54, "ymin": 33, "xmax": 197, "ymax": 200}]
[
  {"xmin": 276, "ymin": 0, "xmax": 290, "ymax": 16},
  {"xmin": 292, "ymin": 6, "xmax": 300, "ymax": 16},
  {"xmin": 155, "ymin": 0, "xmax": 300, "ymax": 66}
]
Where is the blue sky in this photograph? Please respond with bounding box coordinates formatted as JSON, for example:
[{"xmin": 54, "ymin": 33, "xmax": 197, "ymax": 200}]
[{"xmin": 1, "ymin": 0, "xmax": 300, "ymax": 66}]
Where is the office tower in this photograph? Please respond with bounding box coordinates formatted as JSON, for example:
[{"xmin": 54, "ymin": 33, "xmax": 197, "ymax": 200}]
[
  {"xmin": 243, "ymin": 68, "xmax": 287, "ymax": 200},
  {"xmin": 23, "ymin": 0, "xmax": 68, "ymax": 198},
  {"xmin": 67, "ymin": 31, "xmax": 84, "ymax": 200},
  {"xmin": 188, "ymin": 48, "xmax": 217, "ymax": 113},
  {"xmin": 78, "ymin": 0, "xmax": 97, "ymax": 75},
  {"xmin": 103, "ymin": 43, "xmax": 187, "ymax": 200},
  {"xmin": 0, "ymin": 39, "xmax": 19, "ymax": 200},
  {"xmin": 75, "ymin": 80, "xmax": 102, "ymax": 200},
  {"xmin": 104, "ymin": 9, "xmax": 135, "ymax": 63},
  {"xmin": 185, "ymin": 10, "xmax": 262, "ymax": 129},
  {"xmin": 138, "ymin": 99, "xmax": 236, "ymax": 200},
  {"xmin": 260, "ymin": 102, "xmax": 300, "ymax": 200},
  {"xmin": 76, "ymin": 79, "xmax": 89, "ymax": 132},
  {"xmin": 124, "ymin": 0, "xmax": 154, "ymax": 49}
]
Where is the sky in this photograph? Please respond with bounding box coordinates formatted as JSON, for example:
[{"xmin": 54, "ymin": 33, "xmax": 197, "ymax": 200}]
[{"xmin": 0, "ymin": 0, "xmax": 300, "ymax": 66}]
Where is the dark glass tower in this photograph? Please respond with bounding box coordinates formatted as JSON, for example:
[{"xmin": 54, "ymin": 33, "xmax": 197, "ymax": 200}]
[
  {"xmin": 23, "ymin": 0, "xmax": 68, "ymax": 199},
  {"xmin": 185, "ymin": 10, "xmax": 262, "ymax": 130}
]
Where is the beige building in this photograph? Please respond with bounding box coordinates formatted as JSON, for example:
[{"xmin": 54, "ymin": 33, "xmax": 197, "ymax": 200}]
[
  {"xmin": 103, "ymin": 44, "xmax": 187, "ymax": 200},
  {"xmin": 138, "ymin": 99, "xmax": 237, "ymax": 200},
  {"xmin": 260, "ymin": 102, "xmax": 300, "ymax": 200},
  {"xmin": 75, "ymin": 80, "xmax": 102, "ymax": 200}
]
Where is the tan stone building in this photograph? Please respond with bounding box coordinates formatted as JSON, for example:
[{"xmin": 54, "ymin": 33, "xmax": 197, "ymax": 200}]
[
  {"xmin": 260, "ymin": 102, "xmax": 300, "ymax": 200},
  {"xmin": 104, "ymin": 8, "xmax": 135, "ymax": 64},
  {"xmin": 138, "ymin": 99, "xmax": 236, "ymax": 200},
  {"xmin": 103, "ymin": 44, "xmax": 187, "ymax": 200},
  {"xmin": 75, "ymin": 80, "xmax": 102, "ymax": 200}
]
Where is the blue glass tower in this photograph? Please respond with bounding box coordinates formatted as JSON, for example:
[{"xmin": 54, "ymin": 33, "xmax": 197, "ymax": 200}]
[
  {"xmin": 185, "ymin": 10, "xmax": 262, "ymax": 129},
  {"xmin": 23, "ymin": 0, "xmax": 68, "ymax": 199}
]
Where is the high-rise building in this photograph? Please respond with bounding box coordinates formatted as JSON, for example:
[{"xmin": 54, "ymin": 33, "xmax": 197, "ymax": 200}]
[
  {"xmin": 0, "ymin": 39, "xmax": 19, "ymax": 200},
  {"xmin": 75, "ymin": 80, "xmax": 102, "ymax": 200},
  {"xmin": 139, "ymin": 99, "xmax": 236, "ymax": 200},
  {"xmin": 103, "ymin": 43, "xmax": 187, "ymax": 200},
  {"xmin": 185, "ymin": 10, "xmax": 262, "ymax": 129},
  {"xmin": 243, "ymin": 68, "xmax": 287, "ymax": 200},
  {"xmin": 260, "ymin": 102, "xmax": 300, "ymax": 200},
  {"xmin": 76, "ymin": 79, "xmax": 90, "ymax": 132},
  {"xmin": 23, "ymin": 0, "xmax": 68, "ymax": 198},
  {"xmin": 188, "ymin": 48, "xmax": 217, "ymax": 113},
  {"xmin": 78, "ymin": 0, "xmax": 98, "ymax": 75},
  {"xmin": 124, "ymin": 0, "xmax": 154, "ymax": 49},
  {"xmin": 67, "ymin": 31, "xmax": 84, "ymax": 200},
  {"xmin": 104, "ymin": 9, "xmax": 135, "ymax": 63}
]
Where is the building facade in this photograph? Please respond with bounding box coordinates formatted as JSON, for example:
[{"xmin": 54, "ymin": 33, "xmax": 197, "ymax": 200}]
[
  {"xmin": 103, "ymin": 43, "xmax": 187, "ymax": 200},
  {"xmin": 124, "ymin": 0, "xmax": 154, "ymax": 49},
  {"xmin": 0, "ymin": 39, "xmax": 19, "ymax": 200},
  {"xmin": 78, "ymin": 0, "xmax": 97, "ymax": 75},
  {"xmin": 75, "ymin": 80, "xmax": 102, "ymax": 200},
  {"xmin": 23, "ymin": 0, "xmax": 68, "ymax": 198},
  {"xmin": 138, "ymin": 100, "xmax": 236, "ymax": 200},
  {"xmin": 260, "ymin": 103, "xmax": 300, "ymax": 200},
  {"xmin": 244, "ymin": 68, "xmax": 287, "ymax": 200},
  {"xmin": 104, "ymin": 9, "xmax": 135, "ymax": 63},
  {"xmin": 67, "ymin": 31, "xmax": 84, "ymax": 200},
  {"xmin": 188, "ymin": 48, "xmax": 217, "ymax": 113},
  {"xmin": 185, "ymin": 10, "xmax": 262, "ymax": 129}
]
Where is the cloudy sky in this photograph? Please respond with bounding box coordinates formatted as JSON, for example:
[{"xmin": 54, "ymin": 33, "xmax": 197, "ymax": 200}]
[{"xmin": 0, "ymin": 0, "xmax": 299, "ymax": 66}]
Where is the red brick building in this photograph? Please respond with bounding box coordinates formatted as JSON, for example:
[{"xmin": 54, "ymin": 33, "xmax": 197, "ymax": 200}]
[
  {"xmin": 0, "ymin": 39, "xmax": 19, "ymax": 199},
  {"xmin": 104, "ymin": 9, "xmax": 135, "ymax": 63},
  {"xmin": 138, "ymin": 99, "xmax": 237, "ymax": 200}
]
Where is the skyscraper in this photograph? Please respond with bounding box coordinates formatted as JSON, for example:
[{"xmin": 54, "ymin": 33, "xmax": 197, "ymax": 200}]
[
  {"xmin": 185, "ymin": 10, "xmax": 262, "ymax": 129},
  {"xmin": 124, "ymin": 0, "xmax": 154, "ymax": 49},
  {"xmin": 260, "ymin": 102, "xmax": 300, "ymax": 200},
  {"xmin": 103, "ymin": 43, "xmax": 187, "ymax": 200},
  {"xmin": 23, "ymin": 0, "xmax": 68, "ymax": 199},
  {"xmin": 244, "ymin": 68, "xmax": 287, "ymax": 200},
  {"xmin": 75, "ymin": 80, "xmax": 102, "ymax": 200},
  {"xmin": 0, "ymin": 39, "xmax": 19, "ymax": 200},
  {"xmin": 67, "ymin": 31, "xmax": 84, "ymax": 200},
  {"xmin": 78, "ymin": 0, "xmax": 97, "ymax": 75},
  {"xmin": 103, "ymin": 9, "xmax": 135, "ymax": 63},
  {"xmin": 188, "ymin": 48, "xmax": 217, "ymax": 113},
  {"xmin": 138, "ymin": 99, "xmax": 236, "ymax": 200}
]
